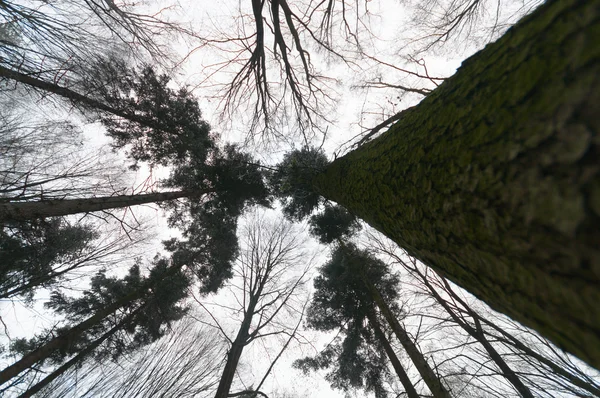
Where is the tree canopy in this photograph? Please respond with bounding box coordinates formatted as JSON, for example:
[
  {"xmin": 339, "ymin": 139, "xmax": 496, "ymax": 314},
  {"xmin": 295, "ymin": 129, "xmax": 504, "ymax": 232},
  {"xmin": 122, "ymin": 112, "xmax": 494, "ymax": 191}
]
[{"xmin": 296, "ymin": 244, "xmax": 405, "ymax": 397}]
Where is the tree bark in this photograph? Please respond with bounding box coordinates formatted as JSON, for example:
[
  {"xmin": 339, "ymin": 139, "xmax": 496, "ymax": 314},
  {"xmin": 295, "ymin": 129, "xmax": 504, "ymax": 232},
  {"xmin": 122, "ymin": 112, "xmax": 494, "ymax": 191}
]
[
  {"xmin": 0, "ymin": 290, "xmax": 143, "ymax": 385},
  {"xmin": 17, "ymin": 306, "xmax": 143, "ymax": 398},
  {"xmin": 360, "ymin": 271, "xmax": 452, "ymax": 398},
  {"xmin": 366, "ymin": 311, "xmax": 420, "ymax": 398},
  {"xmin": 0, "ymin": 189, "xmax": 211, "ymax": 222},
  {"xmin": 314, "ymin": 0, "xmax": 600, "ymax": 368},
  {"xmin": 213, "ymin": 298, "xmax": 258, "ymax": 398}
]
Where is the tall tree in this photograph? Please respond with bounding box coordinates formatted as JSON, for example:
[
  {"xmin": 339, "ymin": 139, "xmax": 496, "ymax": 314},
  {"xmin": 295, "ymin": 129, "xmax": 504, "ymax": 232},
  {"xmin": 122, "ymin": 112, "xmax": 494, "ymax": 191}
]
[
  {"xmin": 16, "ymin": 305, "xmax": 145, "ymax": 398},
  {"xmin": 0, "ymin": 108, "xmax": 128, "ymax": 203},
  {"xmin": 0, "ymin": 218, "xmax": 98, "ymax": 300},
  {"xmin": 368, "ymin": 232, "xmax": 600, "ymax": 397},
  {"xmin": 0, "ymin": 61, "xmax": 214, "ymax": 168},
  {"xmin": 353, "ymin": 251, "xmax": 452, "ymax": 398},
  {"xmin": 190, "ymin": 0, "xmax": 532, "ymax": 144},
  {"xmin": 1, "ymin": 256, "xmax": 190, "ymax": 391},
  {"xmin": 0, "ymin": 62, "xmax": 270, "ymax": 232},
  {"xmin": 208, "ymin": 212, "xmax": 311, "ymax": 398},
  {"xmin": 0, "ymin": 189, "xmax": 213, "ymax": 223},
  {"xmin": 306, "ymin": 210, "xmax": 451, "ymax": 397},
  {"xmin": 295, "ymin": 243, "xmax": 421, "ymax": 398},
  {"xmin": 0, "ymin": 0, "xmax": 198, "ymax": 83},
  {"xmin": 0, "ymin": 103, "xmax": 150, "ymax": 298},
  {"xmin": 277, "ymin": 0, "xmax": 600, "ymax": 368},
  {"xmin": 18, "ymin": 318, "xmax": 224, "ymax": 398}
]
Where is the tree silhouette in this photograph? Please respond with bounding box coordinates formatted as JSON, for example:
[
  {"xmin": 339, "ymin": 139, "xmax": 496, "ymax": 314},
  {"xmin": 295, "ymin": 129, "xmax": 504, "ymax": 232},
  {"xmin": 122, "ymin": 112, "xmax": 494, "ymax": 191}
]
[
  {"xmin": 2, "ymin": 256, "xmax": 190, "ymax": 392},
  {"xmin": 295, "ymin": 243, "xmax": 420, "ymax": 398}
]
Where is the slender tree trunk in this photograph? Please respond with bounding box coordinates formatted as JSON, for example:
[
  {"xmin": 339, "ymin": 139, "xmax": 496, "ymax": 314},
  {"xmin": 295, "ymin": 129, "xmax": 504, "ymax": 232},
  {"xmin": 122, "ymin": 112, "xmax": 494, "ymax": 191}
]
[
  {"xmin": 0, "ymin": 65, "xmax": 152, "ymax": 127},
  {"xmin": 0, "ymin": 290, "xmax": 142, "ymax": 385},
  {"xmin": 314, "ymin": 0, "xmax": 600, "ymax": 368},
  {"xmin": 366, "ymin": 311, "xmax": 420, "ymax": 398},
  {"xmin": 0, "ymin": 189, "xmax": 212, "ymax": 222},
  {"xmin": 360, "ymin": 271, "xmax": 452, "ymax": 398},
  {"xmin": 481, "ymin": 317, "xmax": 600, "ymax": 397},
  {"xmin": 214, "ymin": 299, "xmax": 258, "ymax": 398},
  {"xmin": 1, "ymin": 264, "xmax": 84, "ymax": 299},
  {"xmin": 0, "ymin": 262, "xmax": 182, "ymax": 385},
  {"xmin": 472, "ymin": 317, "xmax": 535, "ymax": 398},
  {"xmin": 1, "ymin": 252, "xmax": 112, "ymax": 299},
  {"xmin": 17, "ymin": 306, "xmax": 143, "ymax": 398},
  {"xmin": 433, "ymin": 273, "xmax": 599, "ymax": 397},
  {"xmin": 419, "ymin": 272, "xmax": 536, "ymax": 398}
]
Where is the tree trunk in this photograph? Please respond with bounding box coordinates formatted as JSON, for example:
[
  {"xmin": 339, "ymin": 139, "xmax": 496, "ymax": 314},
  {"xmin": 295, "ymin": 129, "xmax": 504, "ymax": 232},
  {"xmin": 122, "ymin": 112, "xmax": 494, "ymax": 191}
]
[
  {"xmin": 0, "ymin": 65, "xmax": 153, "ymax": 127},
  {"xmin": 360, "ymin": 271, "xmax": 452, "ymax": 398},
  {"xmin": 17, "ymin": 306, "xmax": 143, "ymax": 398},
  {"xmin": 425, "ymin": 270, "xmax": 600, "ymax": 396},
  {"xmin": 471, "ymin": 317, "xmax": 535, "ymax": 398},
  {"xmin": 422, "ymin": 273, "xmax": 535, "ymax": 398},
  {"xmin": 481, "ymin": 317, "xmax": 600, "ymax": 397},
  {"xmin": 0, "ymin": 261, "xmax": 183, "ymax": 385},
  {"xmin": 314, "ymin": 0, "xmax": 600, "ymax": 368},
  {"xmin": 214, "ymin": 299, "xmax": 258, "ymax": 398},
  {"xmin": 0, "ymin": 291, "xmax": 143, "ymax": 385},
  {"xmin": 366, "ymin": 311, "xmax": 420, "ymax": 398},
  {"xmin": 1, "ymin": 264, "xmax": 85, "ymax": 299},
  {"xmin": 0, "ymin": 189, "xmax": 211, "ymax": 222}
]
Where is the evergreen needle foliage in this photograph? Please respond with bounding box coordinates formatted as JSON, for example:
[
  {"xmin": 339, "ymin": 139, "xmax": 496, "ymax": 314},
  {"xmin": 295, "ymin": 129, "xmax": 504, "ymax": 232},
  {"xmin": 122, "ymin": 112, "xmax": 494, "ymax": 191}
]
[
  {"xmin": 295, "ymin": 244, "xmax": 403, "ymax": 398},
  {"xmin": 270, "ymin": 147, "xmax": 329, "ymax": 220},
  {"xmin": 10, "ymin": 257, "xmax": 190, "ymax": 366},
  {"xmin": 0, "ymin": 219, "xmax": 98, "ymax": 301}
]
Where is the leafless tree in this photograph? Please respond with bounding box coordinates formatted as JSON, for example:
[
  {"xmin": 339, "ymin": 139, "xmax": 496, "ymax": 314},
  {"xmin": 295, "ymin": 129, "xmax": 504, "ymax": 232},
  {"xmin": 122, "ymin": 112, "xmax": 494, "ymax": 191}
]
[
  {"xmin": 0, "ymin": 100, "xmax": 156, "ymax": 300},
  {"xmin": 28, "ymin": 317, "xmax": 224, "ymax": 398},
  {"xmin": 184, "ymin": 0, "xmax": 539, "ymax": 148},
  {"xmin": 0, "ymin": 101, "xmax": 130, "ymax": 204},
  {"xmin": 199, "ymin": 210, "xmax": 313, "ymax": 398},
  {"xmin": 0, "ymin": 0, "xmax": 203, "ymax": 77},
  {"xmin": 367, "ymin": 231, "xmax": 600, "ymax": 398},
  {"xmin": 403, "ymin": 0, "xmax": 543, "ymax": 55}
]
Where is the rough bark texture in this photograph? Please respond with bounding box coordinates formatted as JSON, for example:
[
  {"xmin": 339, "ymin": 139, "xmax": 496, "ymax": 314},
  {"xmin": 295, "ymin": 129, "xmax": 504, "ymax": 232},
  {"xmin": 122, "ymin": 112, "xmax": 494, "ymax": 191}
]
[
  {"xmin": 0, "ymin": 190, "xmax": 211, "ymax": 222},
  {"xmin": 315, "ymin": 0, "xmax": 600, "ymax": 368}
]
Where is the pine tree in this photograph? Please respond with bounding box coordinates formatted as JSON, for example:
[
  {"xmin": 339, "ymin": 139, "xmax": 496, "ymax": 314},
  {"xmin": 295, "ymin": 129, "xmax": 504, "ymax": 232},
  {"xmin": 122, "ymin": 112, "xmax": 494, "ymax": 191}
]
[
  {"xmin": 2, "ymin": 257, "xmax": 190, "ymax": 387},
  {"xmin": 295, "ymin": 244, "xmax": 418, "ymax": 398},
  {"xmin": 0, "ymin": 219, "xmax": 97, "ymax": 300}
]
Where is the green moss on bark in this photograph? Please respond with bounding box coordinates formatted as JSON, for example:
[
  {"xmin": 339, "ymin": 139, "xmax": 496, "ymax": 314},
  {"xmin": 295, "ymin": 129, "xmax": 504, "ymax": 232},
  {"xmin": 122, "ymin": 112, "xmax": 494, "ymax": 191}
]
[{"xmin": 315, "ymin": 0, "xmax": 600, "ymax": 368}]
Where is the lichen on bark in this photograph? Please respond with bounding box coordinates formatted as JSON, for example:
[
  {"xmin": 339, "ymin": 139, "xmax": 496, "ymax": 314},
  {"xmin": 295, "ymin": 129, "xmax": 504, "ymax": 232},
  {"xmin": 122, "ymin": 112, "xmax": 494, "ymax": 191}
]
[{"xmin": 315, "ymin": 0, "xmax": 600, "ymax": 368}]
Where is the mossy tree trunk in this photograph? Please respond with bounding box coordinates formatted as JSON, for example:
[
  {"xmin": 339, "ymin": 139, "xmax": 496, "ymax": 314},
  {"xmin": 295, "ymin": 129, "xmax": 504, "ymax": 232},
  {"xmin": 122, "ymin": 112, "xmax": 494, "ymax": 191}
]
[{"xmin": 315, "ymin": 0, "xmax": 600, "ymax": 368}]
